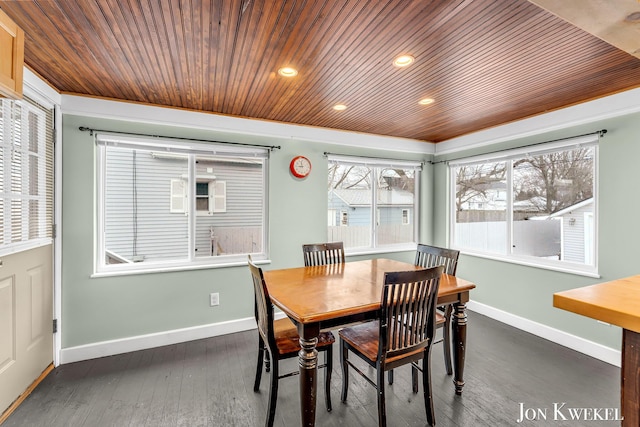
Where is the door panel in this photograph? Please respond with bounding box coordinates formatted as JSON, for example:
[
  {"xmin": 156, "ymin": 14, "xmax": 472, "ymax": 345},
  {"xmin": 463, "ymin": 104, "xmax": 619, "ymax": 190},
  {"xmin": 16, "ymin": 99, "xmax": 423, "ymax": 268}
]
[
  {"xmin": 0, "ymin": 244, "xmax": 52, "ymax": 414},
  {"xmin": 0, "ymin": 275, "xmax": 16, "ymax": 373}
]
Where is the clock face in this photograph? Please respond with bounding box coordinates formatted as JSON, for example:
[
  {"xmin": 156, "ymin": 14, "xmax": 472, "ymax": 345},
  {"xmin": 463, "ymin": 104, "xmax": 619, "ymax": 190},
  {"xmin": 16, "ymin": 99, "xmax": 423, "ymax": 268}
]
[{"xmin": 290, "ymin": 156, "xmax": 312, "ymax": 178}]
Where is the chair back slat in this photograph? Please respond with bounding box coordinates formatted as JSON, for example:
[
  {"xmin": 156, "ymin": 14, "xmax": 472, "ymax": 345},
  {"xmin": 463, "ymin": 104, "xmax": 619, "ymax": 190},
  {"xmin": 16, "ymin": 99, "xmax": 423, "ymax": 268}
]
[
  {"xmin": 414, "ymin": 244, "xmax": 460, "ymax": 276},
  {"xmin": 303, "ymin": 242, "xmax": 345, "ymax": 266},
  {"xmin": 248, "ymin": 256, "xmax": 276, "ymax": 349},
  {"xmin": 380, "ymin": 267, "xmax": 443, "ymax": 360}
]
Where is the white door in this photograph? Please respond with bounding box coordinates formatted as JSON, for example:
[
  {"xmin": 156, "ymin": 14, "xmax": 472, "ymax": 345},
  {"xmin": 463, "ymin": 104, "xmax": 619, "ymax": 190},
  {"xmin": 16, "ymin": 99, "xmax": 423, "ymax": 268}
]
[
  {"xmin": 0, "ymin": 245, "xmax": 53, "ymax": 413},
  {"xmin": 0, "ymin": 96, "xmax": 55, "ymax": 415}
]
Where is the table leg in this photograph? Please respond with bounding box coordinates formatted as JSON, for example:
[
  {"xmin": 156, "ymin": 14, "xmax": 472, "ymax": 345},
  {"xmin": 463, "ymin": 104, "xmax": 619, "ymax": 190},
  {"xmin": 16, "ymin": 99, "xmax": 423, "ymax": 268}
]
[
  {"xmin": 452, "ymin": 301, "xmax": 468, "ymax": 395},
  {"xmin": 622, "ymin": 329, "xmax": 640, "ymax": 427},
  {"xmin": 299, "ymin": 330, "xmax": 319, "ymax": 426}
]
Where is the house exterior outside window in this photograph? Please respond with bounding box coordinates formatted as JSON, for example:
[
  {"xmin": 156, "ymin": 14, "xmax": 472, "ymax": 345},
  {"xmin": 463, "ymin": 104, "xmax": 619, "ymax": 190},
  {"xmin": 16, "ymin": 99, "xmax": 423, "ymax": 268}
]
[
  {"xmin": 95, "ymin": 134, "xmax": 268, "ymax": 274},
  {"xmin": 328, "ymin": 155, "xmax": 420, "ymax": 251},
  {"xmin": 449, "ymin": 134, "xmax": 598, "ymax": 275}
]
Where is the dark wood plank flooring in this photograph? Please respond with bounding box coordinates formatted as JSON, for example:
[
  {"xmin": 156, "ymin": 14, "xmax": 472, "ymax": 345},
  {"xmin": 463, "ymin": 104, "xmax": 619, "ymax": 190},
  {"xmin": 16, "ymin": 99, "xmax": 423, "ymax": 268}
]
[{"xmin": 2, "ymin": 312, "xmax": 620, "ymax": 426}]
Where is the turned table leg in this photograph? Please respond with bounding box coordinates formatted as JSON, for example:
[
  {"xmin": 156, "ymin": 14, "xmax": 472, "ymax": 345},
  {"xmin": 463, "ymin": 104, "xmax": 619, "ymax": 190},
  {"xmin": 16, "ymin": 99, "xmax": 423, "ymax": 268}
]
[
  {"xmin": 452, "ymin": 301, "xmax": 468, "ymax": 395},
  {"xmin": 298, "ymin": 325, "xmax": 320, "ymax": 426}
]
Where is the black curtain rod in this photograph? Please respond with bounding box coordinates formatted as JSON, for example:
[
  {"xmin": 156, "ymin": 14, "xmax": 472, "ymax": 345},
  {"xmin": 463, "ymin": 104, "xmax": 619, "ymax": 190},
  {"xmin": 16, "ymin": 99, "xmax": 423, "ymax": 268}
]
[
  {"xmin": 78, "ymin": 126, "xmax": 281, "ymax": 151},
  {"xmin": 323, "ymin": 151, "xmax": 425, "ymax": 165},
  {"xmin": 430, "ymin": 129, "xmax": 607, "ymax": 165}
]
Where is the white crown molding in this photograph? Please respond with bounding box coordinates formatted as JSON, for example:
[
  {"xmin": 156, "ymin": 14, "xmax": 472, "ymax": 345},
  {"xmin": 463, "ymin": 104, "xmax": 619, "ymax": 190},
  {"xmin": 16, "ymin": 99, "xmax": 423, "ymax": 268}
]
[
  {"xmin": 61, "ymin": 94, "xmax": 434, "ymax": 155},
  {"xmin": 436, "ymin": 87, "xmax": 640, "ymax": 156},
  {"xmin": 467, "ymin": 301, "xmax": 621, "ymax": 367},
  {"xmin": 23, "ymin": 68, "xmax": 62, "ymax": 108}
]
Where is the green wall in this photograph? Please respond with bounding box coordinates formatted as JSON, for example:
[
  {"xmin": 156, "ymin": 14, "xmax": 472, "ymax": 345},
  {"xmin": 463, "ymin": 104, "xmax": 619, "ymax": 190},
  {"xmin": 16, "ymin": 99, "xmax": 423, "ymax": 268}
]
[
  {"xmin": 432, "ymin": 112, "xmax": 640, "ymax": 350},
  {"xmin": 62, "ymin": 105, "xmax": 639, "ymax": 353},
  {"xmin": 61, "ymin": 114, "xmax": 431, "ymax": 348}
]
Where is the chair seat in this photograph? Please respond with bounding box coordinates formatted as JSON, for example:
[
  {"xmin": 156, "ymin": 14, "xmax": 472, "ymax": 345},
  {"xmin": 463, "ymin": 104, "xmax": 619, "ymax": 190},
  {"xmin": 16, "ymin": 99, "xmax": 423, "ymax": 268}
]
[
  {"xmin": 273, "ymin": 317, "xmax": 297, "ymax": 335},
  {"xmin": 339, "ymin": 321, "xmax": 426, "ymax": 364},
  {"xmin": 340, "ymin": 312, "xmax": 444, "ymax": 363},
  {"xmin": 274, "ymin": 317, "xmax": 335, "ymax": 355}
]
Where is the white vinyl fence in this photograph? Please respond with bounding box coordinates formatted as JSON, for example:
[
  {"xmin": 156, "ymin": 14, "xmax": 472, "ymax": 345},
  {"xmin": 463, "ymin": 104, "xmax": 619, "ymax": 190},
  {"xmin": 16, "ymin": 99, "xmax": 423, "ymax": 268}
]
[
  {"xmin": 455, "ymin": 220, "xmax": 561, "ymax": 258},
  {"xmin": 328, "ymin": 224, "xmax": 413, "ymax": 248}
]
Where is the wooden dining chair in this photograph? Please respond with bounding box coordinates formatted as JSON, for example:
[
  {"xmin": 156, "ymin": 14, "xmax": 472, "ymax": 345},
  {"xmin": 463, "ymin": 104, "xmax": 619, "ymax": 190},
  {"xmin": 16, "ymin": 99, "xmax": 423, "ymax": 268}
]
[
  {"xmin": 387, "ymin": 244, "xmax": 460, "ymax": 389},
  {"xmin": 302, "ymin": 241, "xmax": 345, "ymax": 266},
  {"xmin": 248, "ymin": 255, "xmax": 335, "ymax": 427},
  {"xmin": 339, "ymin": 266, "xmax": 443, "ymax": 427},
  {"xmin": 415, "ymin": 244, "xmax": 460, "ymax": 375}
]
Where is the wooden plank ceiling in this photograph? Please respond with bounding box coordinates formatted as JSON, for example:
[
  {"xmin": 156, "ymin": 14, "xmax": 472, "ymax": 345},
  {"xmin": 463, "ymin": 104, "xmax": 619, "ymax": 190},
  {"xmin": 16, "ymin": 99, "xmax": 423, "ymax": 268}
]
[{"xmin": 2, "ymin": 0, "xmax": 640, "ymax": 143}]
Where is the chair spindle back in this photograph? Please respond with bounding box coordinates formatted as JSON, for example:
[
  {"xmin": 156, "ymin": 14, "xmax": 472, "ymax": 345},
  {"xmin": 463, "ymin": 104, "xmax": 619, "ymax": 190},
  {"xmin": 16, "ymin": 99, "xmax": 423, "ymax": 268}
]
[
  {"xmin": 380, "ymin": 266, "xmax": 443, "ymax": 360},
  {"xmin": 303, "ymin": 242, "xmax": 345, "ymax": 266},
  {"xmin": 414, "ymin": 244, "xmax": 460, "ymax": 276}
]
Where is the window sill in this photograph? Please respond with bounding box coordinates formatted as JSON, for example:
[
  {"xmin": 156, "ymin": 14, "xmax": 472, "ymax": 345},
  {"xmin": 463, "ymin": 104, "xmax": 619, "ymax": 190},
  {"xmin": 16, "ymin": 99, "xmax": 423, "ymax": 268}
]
[
  {"xmin": 345, "ymin": 243, "xmax": 417, "ymax": 258},
  {"xmin": 92, "ymin": 254, "xmax": 271, "ymax": 278},
  {"xmin": 455, "ymin": 248, "xmax": 600, "ymax": 278}
]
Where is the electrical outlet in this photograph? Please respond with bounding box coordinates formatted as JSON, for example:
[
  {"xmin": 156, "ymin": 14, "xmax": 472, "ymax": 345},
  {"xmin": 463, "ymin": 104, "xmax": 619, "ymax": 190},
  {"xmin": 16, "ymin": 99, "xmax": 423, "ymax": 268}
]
[{"xmin": 210, "ymin": 292, "xmax": 220, "ymax": 307}]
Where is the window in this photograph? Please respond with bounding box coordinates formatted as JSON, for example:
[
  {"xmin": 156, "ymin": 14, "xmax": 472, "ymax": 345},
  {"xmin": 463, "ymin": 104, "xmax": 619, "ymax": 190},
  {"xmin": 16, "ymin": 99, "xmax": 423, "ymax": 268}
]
[
  {"xmin": 402, "ymin": 209, "xmax": 410, "ymax": 225},
  {"xmin": 0, "ymin": 97, "xmax": 54, "ymax": 254},
  {"xmin": 328, "ymin": 155, "xmax": 420, "ymax": 251},
  {"xmin": 450, "ymin": 134, "xmax": 598, "ymax": 274},
  {"xmin": 96, "ymin": 134, "xmax": 268, "ymax": 273}
]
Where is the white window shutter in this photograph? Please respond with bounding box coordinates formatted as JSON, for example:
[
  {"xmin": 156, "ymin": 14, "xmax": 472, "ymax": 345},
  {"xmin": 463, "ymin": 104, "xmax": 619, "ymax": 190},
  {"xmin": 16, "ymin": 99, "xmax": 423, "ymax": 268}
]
[
  {"xmin": 170, "ymin": 179, "xmax": 187, "ymax": 213},
  {"xmin": 212, "ymin": 180, "xmax": 226, "ymax": 213}
]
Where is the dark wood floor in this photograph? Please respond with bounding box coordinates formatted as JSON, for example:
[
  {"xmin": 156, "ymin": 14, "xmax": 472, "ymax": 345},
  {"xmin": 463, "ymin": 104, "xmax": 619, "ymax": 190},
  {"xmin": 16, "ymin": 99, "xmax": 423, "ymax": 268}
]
[{"xmin": 2, "ymin": 311, "xmax": 620, "ymax": 427}]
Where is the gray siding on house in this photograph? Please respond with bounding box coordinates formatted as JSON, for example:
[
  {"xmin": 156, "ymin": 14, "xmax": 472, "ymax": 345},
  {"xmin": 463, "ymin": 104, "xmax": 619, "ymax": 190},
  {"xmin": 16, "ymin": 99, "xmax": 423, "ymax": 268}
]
[
  {"xmin": 194, "ymin": 159, "xmax": 263, "ymax": 256},
  {"xmin": 378, "ymin": 206, "xmax": 411, "ymax": 225},
  {"xmin": 105, "ymin": 147, "xmax": 189, "ymax": 262},
  {"xmin": 561, "ymin": 203, "xmax": 593, "ymax": 263},
  {"xmin": 328, "ymin": 192, "xmax": 412, "ymax": 226},
  {"xmin": 104, "ymin": 148, "xmax": 263, "ymax": 262}
]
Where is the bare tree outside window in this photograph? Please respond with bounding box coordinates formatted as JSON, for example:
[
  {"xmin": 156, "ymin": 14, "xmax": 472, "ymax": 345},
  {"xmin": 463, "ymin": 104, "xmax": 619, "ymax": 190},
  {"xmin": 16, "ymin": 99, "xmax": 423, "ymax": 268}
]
[
  {"xmin": 451, "ymin": 143, "xmax": 597, "ymax": 269},
  {"xmin": 512, "ymin": 147, "xmax": 594, "ymax": 215}
]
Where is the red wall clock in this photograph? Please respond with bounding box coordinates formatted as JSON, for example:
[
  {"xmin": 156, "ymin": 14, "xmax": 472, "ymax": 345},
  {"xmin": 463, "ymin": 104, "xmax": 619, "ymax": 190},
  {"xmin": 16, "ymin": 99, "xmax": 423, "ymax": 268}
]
[{"xmin": 290, "ymin": 155, "xmax": 312, "ymax": 178}]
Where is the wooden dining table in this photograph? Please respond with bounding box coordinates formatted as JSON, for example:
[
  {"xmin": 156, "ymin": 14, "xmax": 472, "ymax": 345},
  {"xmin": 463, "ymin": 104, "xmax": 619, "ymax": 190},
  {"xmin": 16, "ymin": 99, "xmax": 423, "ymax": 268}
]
[
  {"xmin": 263, "ymin": 258, "xmax": 476, "ymax": 427},
  {"xmin": 554, "ymin": 276, "xmax": 640, "ymax": 427}
]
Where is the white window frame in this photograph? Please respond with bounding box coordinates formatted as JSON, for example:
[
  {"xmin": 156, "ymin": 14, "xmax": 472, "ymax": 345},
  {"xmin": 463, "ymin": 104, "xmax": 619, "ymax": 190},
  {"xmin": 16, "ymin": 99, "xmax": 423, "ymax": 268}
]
[
  {"xmin": 0, "ymin": 98, "xmax": 53, "ymax": 256},
  {"xmin": 94, "ymin": 133, "xmax": 269, "ymax": 276},
  {"xmin": 340, "ymin": 210, "xmax": 348, "ymax": 226},
  {"xmin": 448, "ymin": 134, "xmax": 599, "ymax": 277},
  {"xmin": 193, "ymin": 178, "xmax": 226, "ymax": 215},
  {"xmin": 328, "ymin": 154, "xmax": 421, "ymax": 253},
  {"xmin": 402, "ymin": 209, "xmax": 410, "ymax": 225}
]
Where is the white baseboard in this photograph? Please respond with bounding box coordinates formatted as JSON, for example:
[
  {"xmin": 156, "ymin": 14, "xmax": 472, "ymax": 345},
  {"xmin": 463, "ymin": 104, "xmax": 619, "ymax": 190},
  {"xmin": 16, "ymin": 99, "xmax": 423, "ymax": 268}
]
[
  {"xmin": 467, "ymin": 301, "xmax": 621, "ymax": 367},
  {"xmin": 59, "ymin": 304, "xmax": 620, "ymax": 368},
  {"xmin": 59, "ymin": 317, "xmax": 258, "ymax": 364}
]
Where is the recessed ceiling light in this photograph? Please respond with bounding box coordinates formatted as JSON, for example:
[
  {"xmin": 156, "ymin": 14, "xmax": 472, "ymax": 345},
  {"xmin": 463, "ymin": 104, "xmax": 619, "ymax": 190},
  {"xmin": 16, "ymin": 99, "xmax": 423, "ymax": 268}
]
[
  {"xmin": 278, "ymin": 67, "xmax": 298, "ymax": 77},
  {"xmin": 625, "ymin": 11, "xmax": 640, "ymax": 22},
  {"xmin": 333, "ymin": 104, "xmax": 347, "ymax": 111},
  {"xmin": 393, "ymin": 55, "xmax": 415, "ymax": 68},
  {"xmin": 419, "ymin": 98, "xmax": 435, "ymax": 105}
]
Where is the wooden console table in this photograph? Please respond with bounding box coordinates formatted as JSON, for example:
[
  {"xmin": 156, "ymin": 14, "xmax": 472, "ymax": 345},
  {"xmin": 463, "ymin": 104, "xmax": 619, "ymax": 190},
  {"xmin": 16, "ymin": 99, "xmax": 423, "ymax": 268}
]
[{"xmin": 554, "ymin": 275, "xmax": 640, "ymax": 427}]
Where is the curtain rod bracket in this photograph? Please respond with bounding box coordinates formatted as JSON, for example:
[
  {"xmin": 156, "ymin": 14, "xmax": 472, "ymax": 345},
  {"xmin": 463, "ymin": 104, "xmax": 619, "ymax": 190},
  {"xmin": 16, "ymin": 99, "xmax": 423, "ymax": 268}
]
[{"xmin": 79, "ymin": 126, "xmax": 93, "ymax": 136}]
